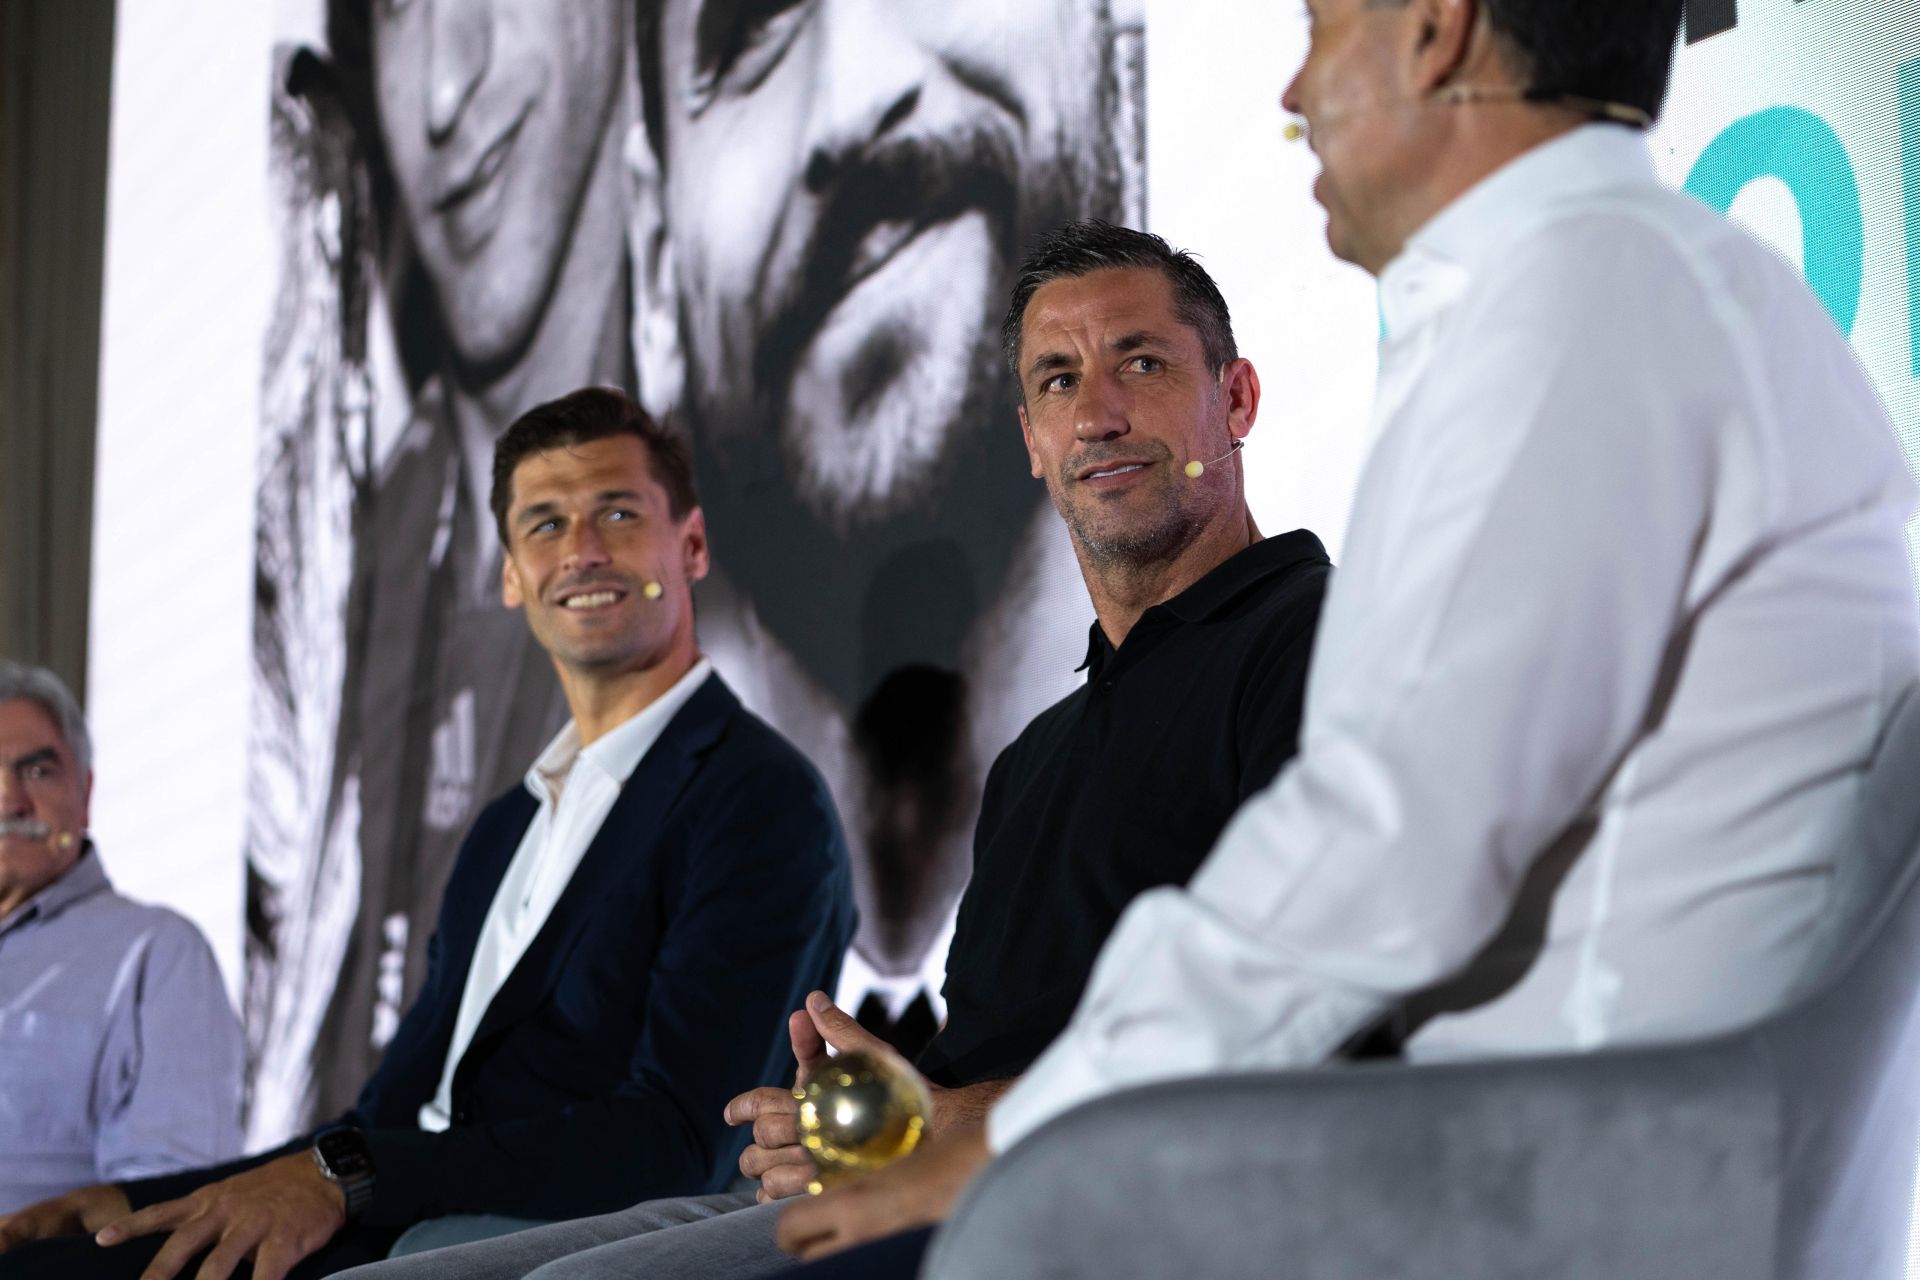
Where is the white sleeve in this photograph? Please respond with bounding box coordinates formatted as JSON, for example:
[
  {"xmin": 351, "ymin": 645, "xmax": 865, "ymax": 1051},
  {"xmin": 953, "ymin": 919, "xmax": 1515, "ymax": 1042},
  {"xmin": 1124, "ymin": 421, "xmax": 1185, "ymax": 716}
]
[{"xmin": 992, "ymin": 219, "xmax": 1737, "ymax": 1151}]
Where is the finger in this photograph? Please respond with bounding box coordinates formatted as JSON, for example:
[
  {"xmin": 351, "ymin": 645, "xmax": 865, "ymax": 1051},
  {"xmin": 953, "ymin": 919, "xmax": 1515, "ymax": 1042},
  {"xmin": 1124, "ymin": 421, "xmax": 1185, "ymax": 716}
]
[
  {"xmin": 790, "ymin": 1007, "xmax": 827, "ymax": 1083},
  {"xmin": 191, "ymin": 1231, "xmax": 254, "ymax": 1280},
  {"xmin": 724, "ymin": 1086, "xmax": 798, "ymax": 1126},
  {"xmin": 98, "ymin": 1197, "xmax": 189, "ymax": 1247},
  {"xmin": 753, "ymin": 1109, "xmax": 800, "ymax": 1151},
  {"xmin": 137, "ymin": 1221, "xmax": 220, "ymax": 1280},
  {"xmin": 738, "ymin": 1141, "xmax": 812, "ymax": 1178},
  {"xmin": 249, "ymin": 1238, "xmax": 306, "ymax": 1280},
  {"xmin": 775, "ymin": 1195, "xmax": 836, "ymax": 1258},
  {"xmin": 804, "ymin": 991, "xmax": 885, "ymax": 1056},
  {"xmin": 758, "ymin": 1163, "xmax": 816, "ymax": 1202}
]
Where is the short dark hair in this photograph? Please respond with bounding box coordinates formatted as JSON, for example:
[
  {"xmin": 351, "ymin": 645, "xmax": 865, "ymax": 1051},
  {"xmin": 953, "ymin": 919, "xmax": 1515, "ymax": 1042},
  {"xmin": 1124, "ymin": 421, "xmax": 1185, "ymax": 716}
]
[
  {"xmin": 1482, "ymin": 0, "xmax": 1686, "ymax": 123},
  {"xmin": 1002, "ymin": 220, "xmax": 1238, "ymax": 394},
  {"xmin": 491, "ymin": 387, "xmax": 699, "ymax": 543}
]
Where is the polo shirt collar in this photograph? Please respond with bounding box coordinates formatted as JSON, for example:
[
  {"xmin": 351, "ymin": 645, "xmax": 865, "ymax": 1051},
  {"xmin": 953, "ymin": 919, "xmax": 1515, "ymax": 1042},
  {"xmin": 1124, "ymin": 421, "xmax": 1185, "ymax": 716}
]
[
  {"xmin": 0, "ymin": 844, "xmax": 109, "ymax": 935},
  {"xmin": 1077, "ymin": 529, "xmax": 1330, "ymax": 672}
]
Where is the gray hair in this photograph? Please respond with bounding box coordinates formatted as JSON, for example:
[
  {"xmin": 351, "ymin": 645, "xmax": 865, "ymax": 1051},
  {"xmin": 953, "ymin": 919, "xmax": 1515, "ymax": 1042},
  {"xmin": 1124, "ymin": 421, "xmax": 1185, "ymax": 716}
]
[{"xmin": 0, "ymin": 661, "xmax": 93, "ymax": 776}]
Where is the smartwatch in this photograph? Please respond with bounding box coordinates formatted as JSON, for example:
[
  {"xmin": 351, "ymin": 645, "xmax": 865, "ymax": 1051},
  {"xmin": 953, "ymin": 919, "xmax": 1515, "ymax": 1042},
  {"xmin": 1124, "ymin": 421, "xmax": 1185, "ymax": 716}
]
[{"xmin": 311, "ymin": 1125, "xmax": 376, "ymax": 1220}]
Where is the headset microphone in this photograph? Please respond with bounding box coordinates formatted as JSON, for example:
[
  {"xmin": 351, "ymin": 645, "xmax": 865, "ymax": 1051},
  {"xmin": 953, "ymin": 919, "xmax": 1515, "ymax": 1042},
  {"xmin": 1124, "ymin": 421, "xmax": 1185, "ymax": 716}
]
[
  {"xmin": 1281, "ymin": 88, "xmax": 1649, "ymax": 145},
  {"xmin": 642, "ymin": 581, "xmax": 664, "ymax": 600},
  {"xmin": 1184, "ymin": 439, "xmax": 1244, "ymax": 479}
]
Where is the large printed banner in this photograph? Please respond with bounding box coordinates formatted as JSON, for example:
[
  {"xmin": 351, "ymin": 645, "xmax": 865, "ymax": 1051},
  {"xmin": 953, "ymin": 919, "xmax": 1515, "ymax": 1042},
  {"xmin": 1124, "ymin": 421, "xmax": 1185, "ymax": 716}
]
[{"xmin": 88, "ymin": 0, "xmax": 1920, "ymax": 1151}]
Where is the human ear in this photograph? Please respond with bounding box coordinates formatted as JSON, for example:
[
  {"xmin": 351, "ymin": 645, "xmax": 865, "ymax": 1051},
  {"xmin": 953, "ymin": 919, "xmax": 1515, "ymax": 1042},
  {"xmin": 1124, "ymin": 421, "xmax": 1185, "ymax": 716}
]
[
  {"xmin": 1018, "ymin": 405, "xmax": 1044, "ymax": 480},
  {"xmin": 680, "ymin": 507, "xmax": 711, "ymax": 584},
  {"xmin": 502, "ymin": 555, "xmax": 525, "ymax": 609},
  {"xmin": 1408, "ymin": 0, "xmax": 1479, "ymax": 94}
]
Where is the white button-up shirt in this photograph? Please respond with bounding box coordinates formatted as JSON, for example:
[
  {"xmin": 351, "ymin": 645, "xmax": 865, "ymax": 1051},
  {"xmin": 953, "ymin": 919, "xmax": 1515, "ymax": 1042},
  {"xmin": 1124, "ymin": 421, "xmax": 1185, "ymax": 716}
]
[
  {"xmin": 992, "ymin": 126, "xmax": 1920, "ymax": 1150},
  {"xmin": 419, "ymin": 658, "xmax": 713, "ymax": 1132}
]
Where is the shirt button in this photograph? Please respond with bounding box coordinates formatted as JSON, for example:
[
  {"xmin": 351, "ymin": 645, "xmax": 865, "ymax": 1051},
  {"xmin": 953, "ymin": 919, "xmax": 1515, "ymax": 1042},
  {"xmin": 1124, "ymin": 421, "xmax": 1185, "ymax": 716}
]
[{"xmin": 453, "ymin": 1108, "xmax": 472, "ymax": 1125}]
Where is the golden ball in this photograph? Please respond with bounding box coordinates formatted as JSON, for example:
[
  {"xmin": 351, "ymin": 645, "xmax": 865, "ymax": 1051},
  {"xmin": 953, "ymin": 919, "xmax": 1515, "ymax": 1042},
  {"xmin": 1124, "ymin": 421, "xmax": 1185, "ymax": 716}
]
[{"xmin": 794, "ymin": 1050, "xmax": 932, "ymax": 1193}]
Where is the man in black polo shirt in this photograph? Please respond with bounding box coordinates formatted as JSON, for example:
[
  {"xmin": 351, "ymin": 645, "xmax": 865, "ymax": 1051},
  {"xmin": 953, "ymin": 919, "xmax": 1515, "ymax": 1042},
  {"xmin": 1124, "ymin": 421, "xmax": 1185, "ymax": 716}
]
[{"xmin": 334, "ymin": 220, "xmax": 1329, "ymax": 1280}]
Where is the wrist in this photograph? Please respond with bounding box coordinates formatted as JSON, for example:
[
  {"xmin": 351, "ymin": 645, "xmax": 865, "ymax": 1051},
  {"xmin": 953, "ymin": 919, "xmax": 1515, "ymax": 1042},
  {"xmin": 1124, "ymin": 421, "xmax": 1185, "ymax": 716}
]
[{"xmin": 310, "ymin": 1126, "xmax": 376, "ymax": 1221}]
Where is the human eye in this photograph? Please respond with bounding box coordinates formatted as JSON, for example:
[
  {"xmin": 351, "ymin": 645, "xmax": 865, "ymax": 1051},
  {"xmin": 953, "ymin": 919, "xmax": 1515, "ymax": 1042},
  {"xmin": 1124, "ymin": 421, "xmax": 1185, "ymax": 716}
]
[
  {"xmin": 22, "ymin": 761, "xmax": 55, "ymax": 783},
  {"xmin": 688, "ymin": 0, "xmax": 815, "ymax": 114},
  {"xmin": 1039, "ymin": 372, "xmax": 1077, "ymax": 396},
  {"xmin": 603, "ymin": 507, "xmax": 640, "ymax": 525},
  {"xmin": 1127, "ymin": 355, "xmax": 1164, "ymax": 374}
]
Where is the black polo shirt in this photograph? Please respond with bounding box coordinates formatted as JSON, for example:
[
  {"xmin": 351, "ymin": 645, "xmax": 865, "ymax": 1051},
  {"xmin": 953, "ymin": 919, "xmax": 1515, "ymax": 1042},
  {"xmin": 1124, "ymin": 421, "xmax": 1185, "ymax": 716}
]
[{"xmin": 915, "ymin": 530, "xmax": 1331, "ymax": 1088}]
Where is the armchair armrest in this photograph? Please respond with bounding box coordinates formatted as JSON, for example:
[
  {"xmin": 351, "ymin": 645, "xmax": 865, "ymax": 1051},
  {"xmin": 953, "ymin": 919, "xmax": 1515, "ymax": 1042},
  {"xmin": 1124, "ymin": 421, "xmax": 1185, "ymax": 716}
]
[{"xmin": 927, "ymin": 1043, "xmax": 1781, "ymax": 1280}]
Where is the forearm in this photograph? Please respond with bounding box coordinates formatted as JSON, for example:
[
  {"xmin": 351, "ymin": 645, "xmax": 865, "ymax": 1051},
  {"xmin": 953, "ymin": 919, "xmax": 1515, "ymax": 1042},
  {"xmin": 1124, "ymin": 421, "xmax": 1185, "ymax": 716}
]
[{"xmin": 932, "ymin": 1079, "xmax": 1017, "ymax": 1135}]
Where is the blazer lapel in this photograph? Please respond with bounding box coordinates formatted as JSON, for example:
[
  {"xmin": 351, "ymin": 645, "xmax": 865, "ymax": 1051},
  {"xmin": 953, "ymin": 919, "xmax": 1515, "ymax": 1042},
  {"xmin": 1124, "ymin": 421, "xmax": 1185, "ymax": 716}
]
[
  {"xmin": 454, "ymin": 675, "xmax": 738, "ymax": 1077},
  {"xmin": 435, "ymin": 787, "xmax": 539, "ymax": 1013}
]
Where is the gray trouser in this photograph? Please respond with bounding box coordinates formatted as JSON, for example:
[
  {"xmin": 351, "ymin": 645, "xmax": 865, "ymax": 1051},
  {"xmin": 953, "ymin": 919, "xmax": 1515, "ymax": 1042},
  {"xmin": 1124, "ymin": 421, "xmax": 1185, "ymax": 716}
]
[{"xmin": 333, "ymin": 1190, "xmax": 797, "ymax": 1280}]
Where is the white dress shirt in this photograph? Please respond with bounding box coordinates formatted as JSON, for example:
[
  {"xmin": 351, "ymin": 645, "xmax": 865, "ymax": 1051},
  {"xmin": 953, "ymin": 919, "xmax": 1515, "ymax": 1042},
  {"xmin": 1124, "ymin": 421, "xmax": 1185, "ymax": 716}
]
[
  {"xmin": 992, "ymin": 126, "xmax": 1920, "ymax": 1150},
  {"xmin": 419, "ymin": 658, "xmax": 713, "ymax": 1132}
]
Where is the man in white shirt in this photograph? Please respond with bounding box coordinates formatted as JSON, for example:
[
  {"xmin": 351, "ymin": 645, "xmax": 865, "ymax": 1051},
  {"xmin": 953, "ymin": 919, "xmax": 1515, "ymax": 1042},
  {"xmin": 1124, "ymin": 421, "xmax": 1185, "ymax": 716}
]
[
  {"xmin": 773, "ymin": 0, "xmax": 1920, "ymax": 1266},
  {"xmin": 0, "ymin": 389, "xmax": 855, "ymax": 1280}
]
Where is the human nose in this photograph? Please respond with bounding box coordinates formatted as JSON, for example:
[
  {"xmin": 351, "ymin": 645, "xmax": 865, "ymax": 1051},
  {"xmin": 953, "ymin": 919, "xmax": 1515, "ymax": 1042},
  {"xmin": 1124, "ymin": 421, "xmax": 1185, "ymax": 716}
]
[
  {"xmin": 800, "ymin": 0, "xmax": 934, "ymax": 195},
  {"xmin": 1280, "ymin": 57, "xmax": 1308, "ymax": 119},
  {"xmin": 425, "ymin": 0, "xmax": 493, "ymax": 146},
  {"xmin": 561, "ymin": 522, "xmax": 612, "ymax": 574},
  {"xmin": 1072, "ymin": 371, "xmax": 1130, "ymax": 444},
  {"xmin": 0, "ymin": 772, "xmax": 27, "ymax": 818}
]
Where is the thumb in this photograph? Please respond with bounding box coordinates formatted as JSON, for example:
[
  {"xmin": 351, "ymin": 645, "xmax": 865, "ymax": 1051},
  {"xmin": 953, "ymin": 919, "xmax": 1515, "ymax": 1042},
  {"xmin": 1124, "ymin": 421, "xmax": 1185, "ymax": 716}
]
[
  {"xmin": 789, "ymin": 1008, "xmax": 828, "ymax": 1087},
  {"xmin": 805, "ymin": 990, "xmax": 885, "ymax": 1056}
]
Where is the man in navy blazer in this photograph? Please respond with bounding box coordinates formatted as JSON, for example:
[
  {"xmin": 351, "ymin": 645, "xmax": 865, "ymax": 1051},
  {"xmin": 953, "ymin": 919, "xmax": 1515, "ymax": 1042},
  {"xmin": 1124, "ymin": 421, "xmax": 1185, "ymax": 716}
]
[{"xmin": 0, "ymin": 388, "xmax": 855, "ymax": 1280}]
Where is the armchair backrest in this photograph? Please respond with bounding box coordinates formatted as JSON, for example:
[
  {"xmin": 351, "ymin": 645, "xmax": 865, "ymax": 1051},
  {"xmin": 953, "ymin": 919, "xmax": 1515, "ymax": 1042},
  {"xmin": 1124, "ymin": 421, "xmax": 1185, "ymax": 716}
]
[{"xmin": 1771, "ymin": 686, "xmax": 1920, "ymax": 1279}]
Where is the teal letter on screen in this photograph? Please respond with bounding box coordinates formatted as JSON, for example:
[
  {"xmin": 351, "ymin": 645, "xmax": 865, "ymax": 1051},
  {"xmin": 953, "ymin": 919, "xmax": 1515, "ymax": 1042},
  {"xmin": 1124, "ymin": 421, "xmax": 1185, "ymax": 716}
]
[
  {"xmin": 1899, "ymin": 58, "xmax": 1920, "ymax": 377},
  {"xmin": 1685, "ymin": 106, "xmax": 1865, "ymax": 337}
]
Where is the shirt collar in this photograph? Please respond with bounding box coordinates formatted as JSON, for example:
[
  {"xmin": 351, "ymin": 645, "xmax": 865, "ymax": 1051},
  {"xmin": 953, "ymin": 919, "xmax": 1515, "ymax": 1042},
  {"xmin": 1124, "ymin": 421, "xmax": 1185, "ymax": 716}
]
[
  {"xmin": 1379, "ymin": 124, "xmax": 1656, "ymax": 336},
  {"xmin": 0, "ymin": 844, "xmax": 110, "ymax": 935},
  {"xmin": 525, "ymin": 657, "xmax": 715, "ymax": 802},
  {"xmin": 1077, "ymin": 530, "xmax": 1330, "ymax": 672}
]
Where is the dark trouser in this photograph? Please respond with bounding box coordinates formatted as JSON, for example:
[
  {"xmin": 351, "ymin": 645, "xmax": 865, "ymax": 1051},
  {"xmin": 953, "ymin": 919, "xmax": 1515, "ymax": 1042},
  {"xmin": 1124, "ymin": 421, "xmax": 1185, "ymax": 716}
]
[
  {"xmin": 0, "ymin": 1225, "xmax": 400, "ymax": 1279},
  {"xmin": 784, "ymin": 1227, "xmax": 936, "ymax": 1280}
]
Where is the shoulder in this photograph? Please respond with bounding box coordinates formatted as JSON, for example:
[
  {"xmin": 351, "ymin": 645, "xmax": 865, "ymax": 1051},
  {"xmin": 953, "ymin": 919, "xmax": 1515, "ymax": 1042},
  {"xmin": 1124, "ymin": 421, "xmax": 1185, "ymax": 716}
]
[
  {"xmin": 694, "ymin": 683, "xmax": 830, "ymax": 799},
  {"xmin": 692, "ymin": 683, "xmax": 845, "ymax": 843},
  {"xmin": 75, "ymin": 890, "xmax": 225, "ymax": 980},
  {"xmin": 1484, "ymin": 184, "xmax": 1798, "ymax": 343}
]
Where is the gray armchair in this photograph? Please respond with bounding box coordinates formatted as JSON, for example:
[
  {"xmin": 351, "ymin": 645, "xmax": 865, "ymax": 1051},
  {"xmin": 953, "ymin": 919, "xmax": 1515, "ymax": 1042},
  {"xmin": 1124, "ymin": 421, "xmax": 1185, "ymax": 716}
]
[{"xmin": 927, "ymin": 690, "xmax": 1920, "ymax": 1280}]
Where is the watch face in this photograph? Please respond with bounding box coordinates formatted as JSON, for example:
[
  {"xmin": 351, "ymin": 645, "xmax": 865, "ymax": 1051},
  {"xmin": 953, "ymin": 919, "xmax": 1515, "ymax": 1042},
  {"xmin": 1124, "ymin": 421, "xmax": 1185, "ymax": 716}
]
[{"xmin": 314, "ymin": 1128, "xmax": 373, "ymax": 1180}]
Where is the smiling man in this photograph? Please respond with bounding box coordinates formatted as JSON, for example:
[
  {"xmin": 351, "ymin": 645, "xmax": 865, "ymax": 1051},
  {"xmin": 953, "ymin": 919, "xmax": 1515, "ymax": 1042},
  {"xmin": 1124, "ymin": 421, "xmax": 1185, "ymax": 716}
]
[
  {"xmin": 0, "ymin": 390, "xmax": 855, "ymax": 1280},
  {"xmin": 0, "ymin": 664, "xmax": 243, "ymax": 1217},
  {"xmin": 626, "ymin": 0, "xmax": 1138, "ymax": 1040}
]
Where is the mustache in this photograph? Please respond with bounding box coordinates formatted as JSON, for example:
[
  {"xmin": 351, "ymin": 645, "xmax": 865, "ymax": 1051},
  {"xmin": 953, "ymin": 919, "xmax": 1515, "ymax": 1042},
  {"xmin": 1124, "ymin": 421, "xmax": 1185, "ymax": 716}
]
[
  {"xmin": 0, "ymin": 818, "xmax": 50, "ymax": 840},
  {"xmin": 750, "ymin": 122, "xmax": 1022, "ymax": 400}
]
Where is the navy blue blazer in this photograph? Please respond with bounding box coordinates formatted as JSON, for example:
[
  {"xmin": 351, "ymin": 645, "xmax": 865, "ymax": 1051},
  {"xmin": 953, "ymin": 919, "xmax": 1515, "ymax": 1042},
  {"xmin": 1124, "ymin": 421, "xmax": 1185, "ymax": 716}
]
[{"xmin": 129, "ymin": 673, "xmax": 854, "ymax": 1228}]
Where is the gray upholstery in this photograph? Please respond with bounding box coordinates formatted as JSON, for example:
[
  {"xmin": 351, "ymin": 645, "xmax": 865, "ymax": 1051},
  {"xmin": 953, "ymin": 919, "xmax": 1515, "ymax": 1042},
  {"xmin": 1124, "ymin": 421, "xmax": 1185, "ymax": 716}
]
[{"xmin": 927, "ymin": 689, "xmax": 1920, "ymax": 1280}]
